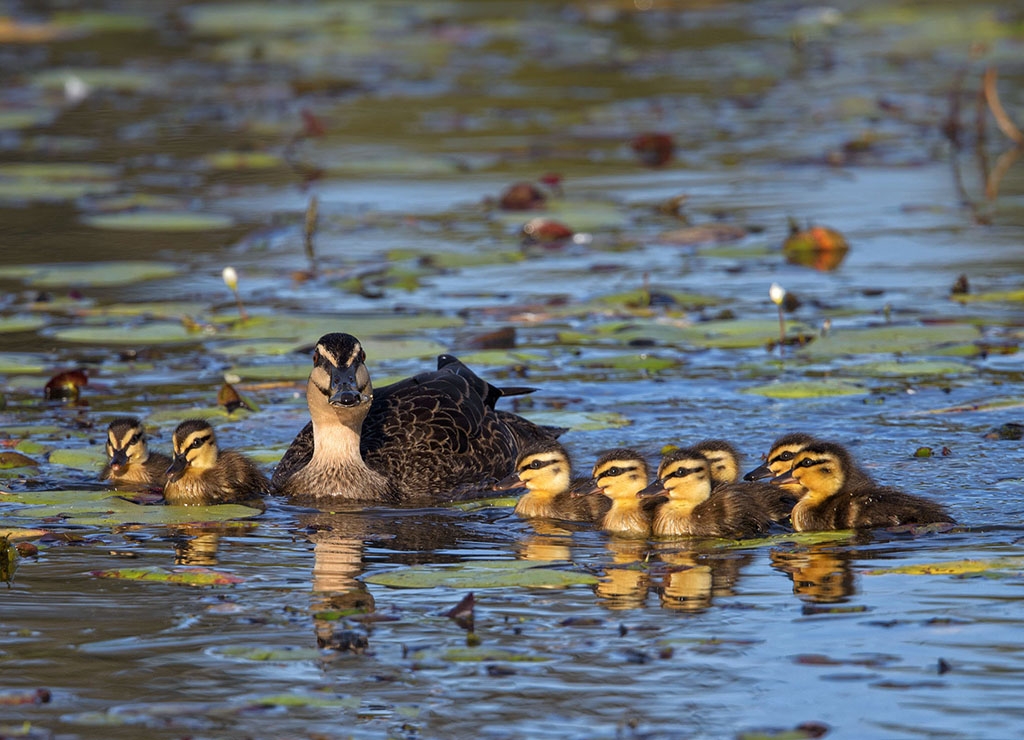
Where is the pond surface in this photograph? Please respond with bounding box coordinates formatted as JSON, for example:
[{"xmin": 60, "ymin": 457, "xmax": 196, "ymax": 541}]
[{"xmin": 2, "ymin": 1, "xmax": 1024, "ymax": 738}]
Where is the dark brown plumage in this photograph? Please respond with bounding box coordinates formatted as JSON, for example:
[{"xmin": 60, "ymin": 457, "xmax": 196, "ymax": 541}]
[
  {"xmin": 272, "ymin": 333, "xmax": 559, "ymax": 505},
  {"xmin": 100, "ymin": 417, "xmax": 171, "ymax": 491},
  {"xmin": 640, "ymin": 448, "xmax": 775, "ymax": 539},
  {"xmin": 164, "ymin": 419, "xmax": 270, "ymax": 506},
  {"xmin": 494, "ymin": 439, "xmax": 608, "ymax": 522},
  {"xmin": 692, "ymin": 438, "xmax": 795, "ymax": 523},
  {"xmin": 771, "ymin": 441, "xmax": 955, "ymax": 531}
]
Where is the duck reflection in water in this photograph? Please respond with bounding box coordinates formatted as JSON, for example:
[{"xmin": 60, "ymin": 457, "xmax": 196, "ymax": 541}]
[
  {"xmin": 770, "ymin": 543, "xmax": 856, "ymax": 604},
  {"xmin": 170, "ymin": 525, "xmax": 229, "ymax": 567},
  {"xmin": 653, "ymin": 544, "xmax": 754, "ymax": 613},
  {"xmin": 594, "ymin": 537, "xmax": 651, "ymax": 610}
]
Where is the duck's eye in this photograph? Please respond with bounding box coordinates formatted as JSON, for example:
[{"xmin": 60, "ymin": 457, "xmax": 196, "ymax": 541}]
[
  {"xmin": 357, "ymin": 348, "xmax": 366, "ymax": 363},
  {"xmin": 312, "ymin": 349, "xmax": 321, "ymax": 365}
]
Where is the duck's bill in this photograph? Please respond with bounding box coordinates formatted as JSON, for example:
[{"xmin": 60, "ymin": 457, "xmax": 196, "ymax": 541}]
[
  {"xmin": 769, "ymin": 471, "xmax": 796, "ymax": 487},
  {"xmin": 329, "ymin": 365, "xmax": 369, "ymax": 407},
  {"xmin": 743, "ymin": 463, "xmax": 773, "ymax": 481},
  {"xmin": 165, "ymin": 455, "xmax": 188, "ymax": 483},
  {"xmin": 637, "ymin": 480, "xmax": 667, "ymax": 498},
  {"xmin": 492, "ymin": 472, "xmax": 524, "ymax": 491}
]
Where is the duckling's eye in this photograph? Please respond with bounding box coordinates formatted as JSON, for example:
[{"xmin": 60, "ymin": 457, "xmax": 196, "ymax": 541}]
[
  {"xmin": 797, "ymin": 458, "xmax": 815, "ymax": 468},
  {"xmin": 128, "ymin": 433, "xmax": 141, "ymax": 446},
  {"xmin": 605, "ymin": 466, "xmax": 622, "ymax": 476},
  {"xmin": 189, "ymin": 437, "xmax": 207, "ymax": 450},
  {"xmin": 778, "ymin": 451, "xmax": 796, "ymax": 461},
  {"xmin": 529, "ymin": 459, "xmax": 545, "ymax": 470}
]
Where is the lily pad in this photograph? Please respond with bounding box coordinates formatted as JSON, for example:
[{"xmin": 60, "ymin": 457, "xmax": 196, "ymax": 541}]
[
  {"xmin": 0, "ymin": 451, "xmax": 40, "ymax": 469},
  {"xmin": 91, "ymin": 566, "xmax": 245, "ymax": 586},
  {"xmin": 953, "ymin": 290, "xmax": 1024, "ymax": 304},
  {"xmin": 0, "ymin": 316, "xmax": 47, "ymax": 333},
  {"xmin": 0, "ymin": 163, "xmax": 117, "ymax": 180},
  {"xmin": 525, "ymin": 410, "xmax": 632, "ymax": 431},
  {"xmin": 82, "ymin": 211, "xmax": 236, "ymax": 231},
  {"xmin": 839, "ymin": 360, "xmax": 975, "ymax": 377},
  {"xmin": 203, "ymin": 151, "xmax": 286, "ymax": 170},
  {"xmin": 863, "ymin": 557, "xmax": 1024, "ymax": 576},
  {"xmin": 51, "ymin": 321, "xmax": 198, "ymax": 345},
  {"xmin": 742, "ymin": 379, "xmax": 868, "ymax": 399},
  {"xmin": 577, "ymin": 353, "xmax": 680, "ymax": 372},
  {"xmin": 224, "ymin": 313, "xmax": 464, "ymax": 341},
  {"xmin": 214, "ymin": 646, "xmax": 324, "ymax": 662},
  {"xmin": 800, "ymin": 324, "xmax": 979, "ymax": 359},
  {"xmin": 363, "ymin": 560, "xmax": 599, "ymax": 589},
  {"xmin": 3, "ymin": 489, "xmax": 261, "ymax": 526},
  {"xmin": 0, "ymin": 179, "xmax": 118, "ymax": 202},
  {"xmin": 30, "ymin": 68, "xmax": 160, "ymax": 93},
  {"xmin": 48, "ymin": 446, "xmax": 105, "ymax": 471},
  {"xmin": 0, "ymin": 261, "xmax": 183, "ymax": 288}
]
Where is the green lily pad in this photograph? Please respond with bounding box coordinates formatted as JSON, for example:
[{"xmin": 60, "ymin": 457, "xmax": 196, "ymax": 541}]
[
  {"xmin": 0, "ymin": 451, "xmax": 39, "ymax": 469},
  {"xmin": 91, "ymin": 566, "xmax": 244, "ymax": 586},
  {"xmin": 83, "ymin": 301, "xmax": 209, "ymax": 319},
  {"xmin": 0, "ymin": 353, "xmax": 47, "ymax": 374},
  {"xmin": 224, "ymin": 362, "xmax": 310, "ymax": 381},
  {"xmin": 51, "ymin": 10, "xmax": 154, "ymax": 32},
  {"xmin": 863, "ymin": 557, "xmax": 1024, "ymax": 576},
  {"xmin": 525, "ymin": 410, "xmax": 632, "ymax": 431},
  {"xmin": 577, "ymin": 353, "xmax": 680, "ymax": 372},
  {"xmin": 82, "ymin": 211, "xmax": 236, "ymax": 231},
  {"xmin": 3, "ymin": 489, "xmax": 261, "ymax": 526},
  {"xmin": 245, "ymin": 693, "xmax": 360, "ymax": 709},
  {"xmin": 14, "ymin": 440, "xmax": 47, "ymax": 455},
  {"xmin": 48, "ymin": 446, "xmax": 105, "ymax": 470},
  {"xmin": 363, "ymin": 560, "xmax": 599, "ymax": 589},
  {"xmin": 0, "ymin": 163, "xmax": 118, "ymax": 180},
  {"xmin": 144, "ymin": 406, "xmax": 252, "ymax": 424},
  {"xmin": 0, "ymin": 261, "xmax": 183, "ymax": 288},
  {"xmin": 953, "ymin": 290, "xmax": 1024, "ymax": 304},
  {"xmin": 448, "ymin": 349, "xmax": 549, "ymax": 367},
  {"xmin": 742, "ymin": 379, "xmax": 868, "ymax": 399},
  {"xmin": 203, "ymin": 151, "xmax": 286, "ymax": 170},
  {"xmin": 800, "ymin": 324, "xmax": 979, "ymax": 359},
  {"xmin": 839, "ymin": 360, "xmax": 975, "ymax": 377},
  {"xmin": 0, "ymin": 316, "xmax": 47, "ymax": 333},
  {"xmin": 0, "ymin": 179, "xmax": 118, "ymax": 202},
  {"xmin": 187, "ymin": 4, "xmax": 357, "ymax": 35},
  {"xmin": 223, "ymin": 313, "xmax": 463, "ymax": 341},
  {"xmin": 215, "ymin": 646, "xmax": 325, "ymax": 662},
  {"xmin": 30, "ymin": 68, "xmax": 160, "ymax": 93},
  {"xmin": 0, "ymin": 109, "xmax": 56, "ymax": 131},
  {"xmin": 591, "ymin": 290, "xmax": 720, "ymax": 311},
  {"xmin": 441, "ymin": 648, "xmax": 552, "ymax": 663},
  {"xmin": 51, "ymin": 321, "xmax": 198, "ymax": 345}
]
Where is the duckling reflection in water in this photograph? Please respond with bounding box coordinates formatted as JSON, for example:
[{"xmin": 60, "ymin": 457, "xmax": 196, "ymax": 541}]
[
  {"xmin": 494, "ymin": 439, "xmax": 608, "ymax": 522},
  {"xmin": 639, "ymin": 448, "xmax": 776, "ymax": 539},
  {"xmin": 594, "ymin": 538, "xmax": 650, "ymax": 610},
  {"xmin": 584, "ymin": 448, "xmax": 657, "ymax": 537},
  {"xmin": 771, "ymin": 441, "xmax": 955, "ymax": 531},
  {"xmin": 273, "ymin": 333, "xmax": 557, "ymax": 505},
  {"xmin": 656, "ymin": 548, "xmax": 754, "ymax": 612},
  {"xmin": 163, "ymin": 419, "xmax": 271, "ymax": 506},
  {"xmin": 101, "ymin": 417, "xmax": 171, "ymax": 491},
  {"xmin": 770, "ymin": 544, "xmax": 856, "ymax": 604}
]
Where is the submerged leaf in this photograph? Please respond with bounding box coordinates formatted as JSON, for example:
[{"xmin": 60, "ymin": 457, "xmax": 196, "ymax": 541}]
[{"xmin": 90, "ymin": 566, "xmax": 245, "ymax": 586}]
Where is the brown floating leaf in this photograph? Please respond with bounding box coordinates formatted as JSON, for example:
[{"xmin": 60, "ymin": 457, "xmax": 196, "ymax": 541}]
[
  {"xmin": 217, "ymin": 382, "xmax": 255, "ymax": 413},
  {"xmin": 783, "ymin": 223, "xmax": 849, "ymax": 272},
  {"xmin": 445, "ymin": 591, "xmax": 475, "ymax": 631},
  {"xmin": 499, "ymin": 182, "xmax": 547, "ymax": 210},
  {"xmin": 631, "ymin": 132, "xmax": 674, "ymax": 167},
  {"xmin": 0, "ymin": 451, "xmax": 40, "ymax": 469},
  {"xmin": 44, "ymin": 368, "xmax": 88, "ymax": 400},
  {"xmin": 522, "ymin": 217, "xmax": 573, "ymax": 245},
  {"xmin": 464, "ymin": 327, "xmax": 517, "ymax": 350},
  {"xmin": 0, "ymin": 687, "xmax": 51, "ymax": 706}
]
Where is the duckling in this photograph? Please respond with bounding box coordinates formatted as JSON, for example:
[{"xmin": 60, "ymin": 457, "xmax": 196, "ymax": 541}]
[
  {"xmin": 771, "ymin": 441, "xmax": 955, "ymax": 531},
  {"xmin": 273, "ymin": 333, "xmax": 558, "ymax": 505},
  {"xmin": 694, "ymin": 438, "xmax": 796, "ymax": 523},
  {"xmin": 100, "ymin": 417, "xmax": 172, "ymax": 490},
  {"xmin": 586, "ymin": 448, "xmax": 657, "ymax": 537},
  {"xmin": 639, "ymin": 448, "xmax": 775, "ymax": 539},
  {"xmin": 742, "ymin": 432, "xmax": 819, "ymax": 490},
  {"xmin": 693, "ymin": 439, "xmax": 742, "ymax": 487},
  {"xmin": 494, "ymin": 439, "xmax": 608, "ymax": 521},
  {"xmin": 164, "ymin": 419, "xmax": 271, "ymax": 506}
]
